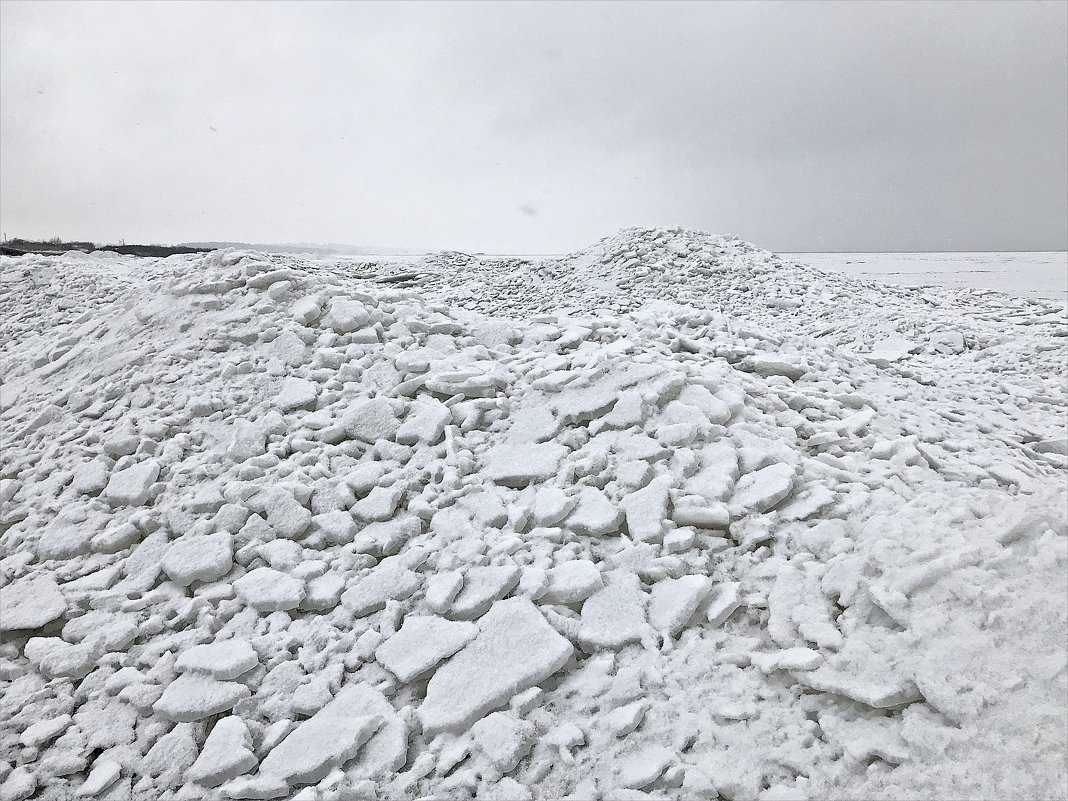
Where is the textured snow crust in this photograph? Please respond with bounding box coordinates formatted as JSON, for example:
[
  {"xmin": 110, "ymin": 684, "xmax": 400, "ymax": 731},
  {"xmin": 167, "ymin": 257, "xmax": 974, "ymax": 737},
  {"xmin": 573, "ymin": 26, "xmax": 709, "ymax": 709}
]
[{"xmin": 0, "ymin": 229, "xmax": 1066, "ymax": 801}]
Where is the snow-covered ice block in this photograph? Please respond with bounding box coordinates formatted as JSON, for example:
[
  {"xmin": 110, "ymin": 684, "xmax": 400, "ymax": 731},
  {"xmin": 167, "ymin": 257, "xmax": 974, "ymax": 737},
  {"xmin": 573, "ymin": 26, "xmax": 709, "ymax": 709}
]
[
  {"xmin": 265, "ymin": 489, "xmax": 312, "ymax": 539},
  {"xmin": 341, "ymin": 556, "xmax": 422, "ymax": 617},
  {"xmin": 0, "ymin": 575, "xmax": 67, "ymax": 631},
  {"xmin": 175, "ymin": 639, "xmax": 258, "ymax": 680},
  {"xmin": 471, "ymin": 712, "xmax": 537, "ymax": 772},
  {"xmin": 795, "ymin": 664, "xmax": 923, "ymax": 709},
  {"xmin": 227, "ymin": 420, "xmax": 267, "ymax": 462},
  {"xmin": 750, "ymin": 647, "xmax": 824, "ymax": 673},
  {"xmin": 75, "ymin": 758, "xmax": 121, "ymax": 798},
  {"xmin": 450, "ymin": 566, "xmax": 521, "ymax": 619},
  {"xmin": 187, "ymin": 716, "xmax": 258, "ymax": 787},
  {"xmin": 396, "ymin": 399, "xmax": 449, "ymax": 445},
  {"xmin": 671, "ymin": 502, "xmax": 729, "ymax": 529},
  {"xmin": 568, "ymin": 487, "xmax": 623, "ymax": 536},
  {"xmin": 24, "ymin": 636, "xmax": 98, "ymax": 678},
  {"xmin": 342, "ymin": 685, "xmax": 410, "ymax": 780},
  {"xmin": 162, "ymin": 532, "xmax": 233, "ymax": 586},
  {"xmin": 743, "ymin": 355, "xmax": 807, "ymax": 381},
  {"xmin": 290, "ymin": 296, "xmax": 321, "ymax": 325},
  {"xmin": 533, "ymin": 487, "xmax": 575, "ymax": 526},
  {"xmin": 617, "ymin": 744, "xmax": 674, "ymax": 789},
  {"xmin": 258, "ymin": 684, "xmax": 383, "ymax": 784},
  {"xmin": 220, "ymin": 775, "xmax": 289, "ymax": 799},
  {"xmin": 648, "ymin": 575, "xmax": 711, "ymax": 636},
  {"xmin": 322, "ymin": 299, "xmax": 370, "ymax": 333},
  {"xmin": 153, "ymin": 673, "xmax": 252, "ymax": 722},
  {"xmin": 234, "ymin": 567, "xmax": 305, "ymax": 611},
  {"xmin": 539, "ymin": 560, "xmax": 603, "ymax": 605},
  {"xmin": 867, "ymin": 335, "xmax": 918, "ymax": 367},
  {"xmin": 485, "ymin": 441, "xmax": 568, "ymax": 488},
  {"xmin": 102, "ymin": 459, "xmax": 160, "ymax": 506},
  {"xmin": 621, "ymin": 475, "xmax": 672, "ymax": 542},
  {"xmin": 72, "ymin": 458, "xmax": 110, "ymax": 495},
  {"xmin": 578, "ymin": 571, "xmax": 649, "ymax": 651},
  {"xmin": 19, "ymin": 714, "xmax": 72, "ymax": 747},
  {"xmin": 605, "ymin": 700, "xmax": 647, "ymax": 737},
  {"xmin": 351, "ymin": 485, "xmax": 402, "ymax": 522},
  {"xmin": 344, "ymin": 398, "xmax": 399, "ymax": 442},
  {"xmin": 276, "ymin": 377, "xmax": 319, "ymax": 411},
  {"xmin": 425, "ymin": 571, "xmax": 464, "ymax": 614},
  {"xmin": 730, "ymin": 463, "xmax": 796, "ymax": 515},
  {"xmin": 705, "ymin": 581, "xmax": 742, "ymax": 627},
  {"xmin": 419, "ymin": 598, "xmax": 574, "ymax": 735},
  {"xmin": 375, "ymin": 615, "xmax": 478, "ymax": 682}
]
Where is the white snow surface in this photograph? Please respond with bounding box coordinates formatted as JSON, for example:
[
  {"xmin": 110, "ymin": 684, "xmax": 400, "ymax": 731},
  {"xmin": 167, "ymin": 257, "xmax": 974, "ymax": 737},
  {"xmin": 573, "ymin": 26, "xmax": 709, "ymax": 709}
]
[{"xmin": 0, "ymin": 227, "xmax": 1066, "ymax": 801}]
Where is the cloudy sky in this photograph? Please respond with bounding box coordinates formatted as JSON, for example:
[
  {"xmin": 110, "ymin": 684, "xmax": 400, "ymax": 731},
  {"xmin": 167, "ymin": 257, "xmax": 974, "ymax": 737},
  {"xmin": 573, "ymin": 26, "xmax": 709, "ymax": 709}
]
[{"xmin": 2, "ymin": 1, "xmax": 1065, "ymax": 252}]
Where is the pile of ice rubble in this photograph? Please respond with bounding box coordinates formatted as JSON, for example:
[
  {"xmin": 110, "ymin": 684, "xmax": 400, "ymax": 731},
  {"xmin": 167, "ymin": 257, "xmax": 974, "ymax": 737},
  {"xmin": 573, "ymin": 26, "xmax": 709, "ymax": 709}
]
[{"xmin": 0, "ymin": 228, "xmax": 1065, "ymax": 801}]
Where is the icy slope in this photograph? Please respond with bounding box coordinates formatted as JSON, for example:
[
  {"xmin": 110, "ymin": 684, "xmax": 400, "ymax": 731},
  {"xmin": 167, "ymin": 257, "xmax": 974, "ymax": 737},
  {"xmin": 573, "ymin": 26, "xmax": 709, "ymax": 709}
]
[{"xmin": 0, "ymin": 234, "xmax": 1066, "ymax": 801}]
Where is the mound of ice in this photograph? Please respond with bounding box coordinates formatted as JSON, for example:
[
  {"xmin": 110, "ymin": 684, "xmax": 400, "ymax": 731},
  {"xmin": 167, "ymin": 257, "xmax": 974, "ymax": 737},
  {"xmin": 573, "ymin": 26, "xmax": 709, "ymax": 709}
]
[{"xmin": 0, "ymin": 235, "xmax": 1064, "ymax": 801}]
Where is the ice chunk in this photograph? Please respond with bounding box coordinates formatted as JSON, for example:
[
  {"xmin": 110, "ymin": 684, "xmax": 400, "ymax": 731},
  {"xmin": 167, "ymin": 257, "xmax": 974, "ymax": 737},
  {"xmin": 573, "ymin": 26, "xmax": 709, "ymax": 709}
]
[
  {"xmin": 75, "ymin": 758, "xmax": 121, "ymax": 797},
  {"xmin": 340, "ymin": 556, "xmax": 422, "ymax": 617},
  {"xmin": 351, "ymin": 485, "xmax": 402, "ymax": 522},
  {"xmin": 219, "ymin": 775, "xmax": 289, "ymax": 799},
  {"xmin": 471, "ymin": 712, "xmax": 537, "ymax": 772},
  {"xmin": 419, "ymin": 598, "xmax": 574, "ymax": 735},
  {"xmin": 450, "ymin": 566, "xmax": 521, "ymax": 619},
  {"xmin": 175, "ymin": 639, "xmax": 258, "ymax": 680},
  {"xmin": 648, "ymin": 575, "xmax": 711, "ymax": 636},
  {"xmin": 1, "ymin": 767, "xmax": 36, "ymax": 801},
  {"xmin": 485, "ymin": 441, "xmax": 568, "ymax": 488},
  {"xmin": 234, "ymin": 567, "xmax": 305, "ymax": 612},
  {"xmin": 744, "ymin": 355, "xmax": 807, "ymax": 381},
  {"xmin": 341, "ymin": 684, "xmax": 409, "ymax": 780},
  {"xmin": 227, "ymin": 420, "xmax": 267, "ymax": 462},
  {"xmin": 19, "ymin": 714, "xmax": 73, "ymax": 747},
  {"xmin": 24, "ymin": 636, "xmax": 98, "ymax": 678},
  {"xmin": 258, "ymin": 684, "xmax": 383, "ymax": 784},
  {"xmin": 265, "ymin": 489, "xmax": 312, "ymax": 539},
  {"xmin": 621, "ymin": 475, "xmax": 672, "ymax": 542},
  {"xmin": 568, "ymin": 487, "xmax": 623, "ymax": 536},
  {"xmin": 322, "ymin": 299, "xmax": 370, "ymax": 333},
  {"xmin": 102, "ymin": 459, "xmax": 160, "ymax": 506},
  {"xmin": 671, "ymin": 502, "xmax": 729, "ymax": 529},
  {"xmin": 425, "ymin": 570, "xmax": 464, "ymax": 614},
  {"xmin": 291, "ymin": 296, "xmax": 321, "ymax": 325},
  {"xmin": 162, "ymin": 532, "xmax": 233, "ymax": 586},
  {"xmin": 605, "ymin": 700, "xmax": 647, "ymax": 737},
  {"xmin": 539, "ymin": 560, "xmax": 603, "ymax": 605},
  {"xmin": 795, "ymin": 662, "xmax": 923, "ymax": 709},
  {"xmin": 396, "ymin": 399, "xmax": 449, "ymax": 445},
  {"xmin": 578, "ymin": 571, "xmax": 649, "ymax": 651},
  {"xmin": 867, "ymin": 335, "xmax": 918, "ymax": 367},
  {"xmin": 705, "ymin": 581, "xmax": 742, "ymax": 627},
  {"xmin": 344, "ymin": 398, "xmax": 399, "ymax": 442},
  {"xmin": 276, "ymin": 377, "xmax": 318, "ymax": 411},
  {"xmin": 750, "ymin": 647, "xmax": 824, "ymax": 673},
  {"xmin": 187, "ymin": 716, "xmax": 258, "ymax": 787},
  {"xmin": 617, "ymin": 744, "xmax": 674, "ymax": 789},
  {"xmin": 0, "ymin": 576, "xmax": 67, "ymax": 631},
  {"xmin": 532, "ymin": 487, "xmax": 575, "ymax": 526},
  {"xmin": 375, "ymin": 616, "xmax": 478, "ymax": 682},
  {"xmin": 730, "ymin": 463, "xmax": 795, "ymax": 515},
  {"xmin": 153, "ymin": 673, "xmax": 252, "ymax": 722}
]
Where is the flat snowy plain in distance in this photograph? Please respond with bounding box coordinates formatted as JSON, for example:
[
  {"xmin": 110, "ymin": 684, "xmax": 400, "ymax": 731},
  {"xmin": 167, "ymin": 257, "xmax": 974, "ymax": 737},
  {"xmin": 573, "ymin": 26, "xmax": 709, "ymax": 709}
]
[{"xmin": 785, "ymin": 251, "xmax": 1068, "ymax": 302}]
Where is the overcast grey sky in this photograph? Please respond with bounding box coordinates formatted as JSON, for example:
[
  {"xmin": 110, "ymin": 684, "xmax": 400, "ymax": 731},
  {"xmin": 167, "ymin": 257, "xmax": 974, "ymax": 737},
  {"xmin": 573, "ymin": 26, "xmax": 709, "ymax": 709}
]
[{"xmin": 2, "ymin": 1, "xmax": 1065, "ymax": 253}]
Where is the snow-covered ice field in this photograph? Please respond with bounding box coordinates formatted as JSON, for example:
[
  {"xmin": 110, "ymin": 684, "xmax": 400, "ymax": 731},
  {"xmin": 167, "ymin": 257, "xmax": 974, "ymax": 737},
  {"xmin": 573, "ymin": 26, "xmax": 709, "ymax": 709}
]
[
  {"xmin": 784, "ymin": 251, "xmax": 1068, "ymax": 302},
  {"xmin": 1, "ymin": 228, "xmax": 1066, "ymax": 801}
]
